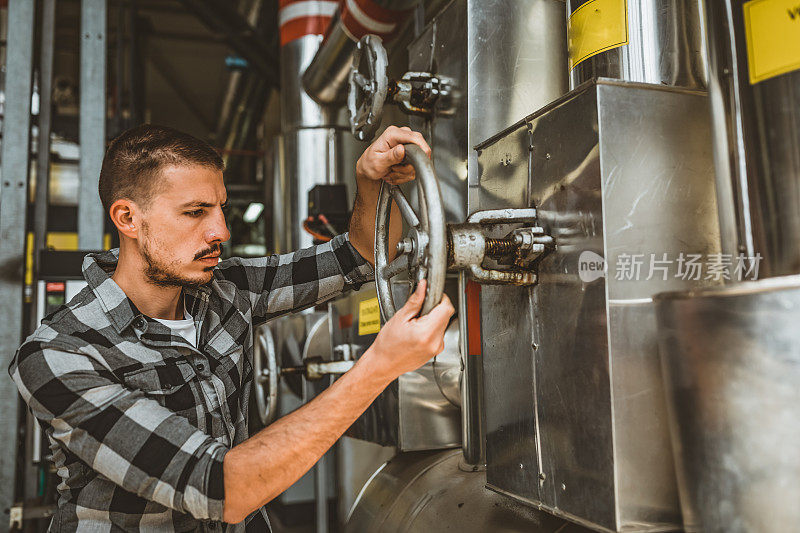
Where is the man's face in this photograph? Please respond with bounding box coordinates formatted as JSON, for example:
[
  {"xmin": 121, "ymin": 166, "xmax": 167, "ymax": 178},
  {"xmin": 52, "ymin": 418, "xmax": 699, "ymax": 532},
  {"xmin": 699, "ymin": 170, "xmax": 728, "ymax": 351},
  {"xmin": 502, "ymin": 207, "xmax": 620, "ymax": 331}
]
[{"xmin": 137, "ymin": 164, "xmax": 230, "ymax": 287}]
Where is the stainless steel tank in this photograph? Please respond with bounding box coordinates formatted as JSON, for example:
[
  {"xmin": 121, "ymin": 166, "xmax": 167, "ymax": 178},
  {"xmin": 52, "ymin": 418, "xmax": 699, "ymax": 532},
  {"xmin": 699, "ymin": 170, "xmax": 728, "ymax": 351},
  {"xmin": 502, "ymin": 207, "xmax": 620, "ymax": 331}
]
[
  {"xmin": 655, "ymin": 277, "xmax": 800, "ymax": 532},
  {"xmin": 703, "ymin": 0, "xmax": 800, "ymax": 279},
  {"xmin": 567, "ymin": 0, "xmax": 707, "ymax": 90},
  {"xmin": 345, "ymin": 449, "xmax": 592, "ymax": 533}
]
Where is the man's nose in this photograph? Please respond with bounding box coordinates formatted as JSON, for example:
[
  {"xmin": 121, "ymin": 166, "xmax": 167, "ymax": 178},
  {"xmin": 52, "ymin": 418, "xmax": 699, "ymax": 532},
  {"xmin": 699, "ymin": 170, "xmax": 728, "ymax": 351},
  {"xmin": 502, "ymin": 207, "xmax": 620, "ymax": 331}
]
[{"xmin": 204, "ymin": 209, "xmax": 230, "ymax": 244}]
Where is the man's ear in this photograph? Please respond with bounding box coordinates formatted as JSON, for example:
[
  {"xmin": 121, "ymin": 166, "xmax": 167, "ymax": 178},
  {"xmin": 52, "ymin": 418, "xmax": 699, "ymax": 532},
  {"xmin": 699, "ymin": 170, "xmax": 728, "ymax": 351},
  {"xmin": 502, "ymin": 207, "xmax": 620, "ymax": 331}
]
[{"xmin": 109, "ymin": 198, "xmax": 139, "ymax": 240}]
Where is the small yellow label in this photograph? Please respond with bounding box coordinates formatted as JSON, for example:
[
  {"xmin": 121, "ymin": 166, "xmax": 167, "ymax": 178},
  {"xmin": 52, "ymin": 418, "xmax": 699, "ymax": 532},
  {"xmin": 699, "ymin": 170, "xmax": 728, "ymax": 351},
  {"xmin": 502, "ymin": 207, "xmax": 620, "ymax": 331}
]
[
  {"xmin": 568, "ymin": 0, "xmax": 629, "ymax": 70},
  {"xmin": 744, "ymin": 0, "xmax": 800, "ymax": 84},
  {"xmin": 358, "ymin": 298, "xmax": 381, "ymax": 336}
]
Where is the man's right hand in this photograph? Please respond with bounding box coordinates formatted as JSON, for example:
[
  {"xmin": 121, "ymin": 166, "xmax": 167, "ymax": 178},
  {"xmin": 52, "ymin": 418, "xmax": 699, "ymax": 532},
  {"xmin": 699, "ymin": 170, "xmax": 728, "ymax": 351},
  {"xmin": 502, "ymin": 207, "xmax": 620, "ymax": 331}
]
[
  {"xmin": 222, "ymin": 279, "xmax": 454, "ymax": 523},
  {"xmin": 362, "ymin": 281, "xmax": 455, "ymax": 383}
]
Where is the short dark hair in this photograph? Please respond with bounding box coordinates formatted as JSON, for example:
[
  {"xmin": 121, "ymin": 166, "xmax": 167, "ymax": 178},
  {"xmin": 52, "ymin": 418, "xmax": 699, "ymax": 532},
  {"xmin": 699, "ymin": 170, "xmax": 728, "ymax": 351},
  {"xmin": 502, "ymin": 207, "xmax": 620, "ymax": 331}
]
[{"xmin": 99, "ymin": 124, "xmax": 224, "ymax": 213}]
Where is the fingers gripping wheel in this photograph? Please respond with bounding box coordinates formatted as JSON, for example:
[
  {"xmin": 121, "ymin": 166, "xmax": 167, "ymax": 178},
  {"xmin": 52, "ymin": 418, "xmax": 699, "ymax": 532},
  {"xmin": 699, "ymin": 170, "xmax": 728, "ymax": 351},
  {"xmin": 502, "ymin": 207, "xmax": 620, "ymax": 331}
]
[
  {"xmin": 374, "ymin": 144, "xmax": 447, "ymax": 321},
  {"xmin": 348, "ymin": 35, "xmax": 388, "ymax": 142},
  {"xmin": 254, "ymin": 326, "xmax": 279, "ymax": 426}
]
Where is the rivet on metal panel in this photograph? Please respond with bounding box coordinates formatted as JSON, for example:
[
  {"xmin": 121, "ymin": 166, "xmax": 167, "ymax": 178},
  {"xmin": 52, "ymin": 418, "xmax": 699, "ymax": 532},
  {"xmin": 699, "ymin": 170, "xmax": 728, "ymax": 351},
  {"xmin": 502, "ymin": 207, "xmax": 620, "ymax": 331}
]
[
  {"xmin": 561, "ymin": 483, "xmax": 566, "ymax": 491},
  {"xmin": 519, "ymin": 463, "xmax": 524, "ymax": 470},
  {"xmin": 538, "ymin": 472, "xmax": 546, "ymax": 481}
]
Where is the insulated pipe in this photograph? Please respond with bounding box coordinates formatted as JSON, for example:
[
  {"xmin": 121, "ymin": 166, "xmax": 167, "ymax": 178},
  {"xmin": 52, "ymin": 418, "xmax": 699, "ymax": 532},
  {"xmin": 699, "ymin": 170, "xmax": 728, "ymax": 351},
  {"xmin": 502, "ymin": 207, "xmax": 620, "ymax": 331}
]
[
  {"xmin": 566, "ymin": 0, "xmax": 707, "ymax": 91},
  {"xmin": 302, "ymin": 0, "xmax": 418, "ymax": 106}
]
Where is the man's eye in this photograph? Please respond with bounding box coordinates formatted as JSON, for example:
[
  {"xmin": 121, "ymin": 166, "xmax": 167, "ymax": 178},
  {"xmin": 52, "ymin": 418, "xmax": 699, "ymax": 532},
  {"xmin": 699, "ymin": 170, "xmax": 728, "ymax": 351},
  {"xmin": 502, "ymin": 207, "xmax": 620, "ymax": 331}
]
[{"xmin": 185, "ymin": 209, "xmax": 204, "ymax": 217}]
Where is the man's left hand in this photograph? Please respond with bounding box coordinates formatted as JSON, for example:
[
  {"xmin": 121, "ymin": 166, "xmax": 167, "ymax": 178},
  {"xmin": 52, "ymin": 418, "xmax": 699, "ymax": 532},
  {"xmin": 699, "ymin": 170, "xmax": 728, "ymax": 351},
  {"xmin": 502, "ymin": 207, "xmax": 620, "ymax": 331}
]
[{"xmin": 356, "ymin": 126, "xmax": 432, "ymax": 186}]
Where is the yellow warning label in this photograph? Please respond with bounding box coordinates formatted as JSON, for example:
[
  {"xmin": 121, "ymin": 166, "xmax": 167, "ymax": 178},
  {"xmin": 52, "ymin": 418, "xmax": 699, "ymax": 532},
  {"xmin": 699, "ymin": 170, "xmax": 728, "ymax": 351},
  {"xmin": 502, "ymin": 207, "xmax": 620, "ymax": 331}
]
[
  {"xmin": 744, "ymin": 0, "xmax": 800, "ymax": 84},
  {"xmin": 358, "ymin": 298, "xmax": 381, "ymax": 336},
  {"xmin": 568, "ymin": 0, "xmax": 629, "ymax": 70}
]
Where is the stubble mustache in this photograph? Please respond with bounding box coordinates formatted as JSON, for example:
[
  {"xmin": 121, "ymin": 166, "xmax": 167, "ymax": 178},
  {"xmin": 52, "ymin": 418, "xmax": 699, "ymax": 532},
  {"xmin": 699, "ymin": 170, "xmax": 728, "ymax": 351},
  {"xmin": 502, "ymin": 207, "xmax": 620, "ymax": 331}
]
[{"xmin": 194, "ymin": 243, "xmax": 222, "ymax": 261}]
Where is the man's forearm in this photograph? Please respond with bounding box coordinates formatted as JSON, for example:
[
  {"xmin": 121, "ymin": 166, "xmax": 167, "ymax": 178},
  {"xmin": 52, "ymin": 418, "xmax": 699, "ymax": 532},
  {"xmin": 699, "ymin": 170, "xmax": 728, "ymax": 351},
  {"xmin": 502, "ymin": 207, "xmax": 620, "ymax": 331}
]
[
  {"xmin": 349, "ymin": 176, "xmax": 402, "ymax": 265},
  {"xmin": 222, "ymin": 351, "xmax": 390, "ymax": 523}
]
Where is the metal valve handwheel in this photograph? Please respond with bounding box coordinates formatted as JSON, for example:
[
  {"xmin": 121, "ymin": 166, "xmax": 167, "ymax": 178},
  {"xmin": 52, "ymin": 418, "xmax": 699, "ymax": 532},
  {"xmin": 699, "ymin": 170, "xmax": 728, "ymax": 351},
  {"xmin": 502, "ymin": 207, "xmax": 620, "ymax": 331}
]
[
  {"xmin": 375, "ymin": 144, "xmax": 447, "ymax": 321},
  {"xmin": 253, "ymin": 326, "xmax": 279, "ymax": 425},
  {"xmin": 348, "ymin": 35, "xmax": 388, "ymax": 141}
]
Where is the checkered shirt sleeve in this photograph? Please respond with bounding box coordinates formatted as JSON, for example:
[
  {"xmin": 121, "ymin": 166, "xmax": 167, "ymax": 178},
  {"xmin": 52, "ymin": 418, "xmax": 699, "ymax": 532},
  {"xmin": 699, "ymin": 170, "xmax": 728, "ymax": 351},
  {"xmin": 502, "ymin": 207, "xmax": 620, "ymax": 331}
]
[
  {"xmin": 214, "ymin": 232, "xmax": 374, "ymax": 323},
  {"xmin": 10, "ymin": 338, "xmax": 228, "ymax": 521}
]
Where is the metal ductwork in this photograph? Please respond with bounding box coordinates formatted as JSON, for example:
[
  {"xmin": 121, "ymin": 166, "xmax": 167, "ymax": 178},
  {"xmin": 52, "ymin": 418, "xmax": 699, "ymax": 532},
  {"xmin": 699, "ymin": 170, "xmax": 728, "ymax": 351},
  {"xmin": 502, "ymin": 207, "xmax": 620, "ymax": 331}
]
[{"xmin": 302, "ymin": 0, "xmax": 419, "ymax": 106}]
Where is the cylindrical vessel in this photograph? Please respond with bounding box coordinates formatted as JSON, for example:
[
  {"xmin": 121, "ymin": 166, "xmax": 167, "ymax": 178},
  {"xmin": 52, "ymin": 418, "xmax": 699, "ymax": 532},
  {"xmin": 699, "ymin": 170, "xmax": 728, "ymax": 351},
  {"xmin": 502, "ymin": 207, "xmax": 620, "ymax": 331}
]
[
  {"xmin": 567, "ymin": 0, "xmax": 707, "ymax": 90},
  {"xmin": 703, "ymin": 0, "xmax": 800, "ymax": 279},
  {"xmin": 302, "ymin": 0, "xmax": 417, "ymax": 106},
  {"xmin": 655, "ymin": 277, "xmax": 800, "ymax": 532},
  {"xmin": 345, "ymin": 450, "xmax": 587, "ymax": 532}
]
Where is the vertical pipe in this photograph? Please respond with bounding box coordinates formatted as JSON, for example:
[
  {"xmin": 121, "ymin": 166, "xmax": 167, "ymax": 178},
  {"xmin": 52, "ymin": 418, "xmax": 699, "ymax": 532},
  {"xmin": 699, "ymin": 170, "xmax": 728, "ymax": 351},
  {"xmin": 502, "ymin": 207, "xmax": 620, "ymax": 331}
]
[
  {"xmin": 34, "ymin": 0, "xmax": 56, "ymax": 267},
  {"xmin": 25, "ymin": 0, "xmax": 57, "ymax": 505},
  {"xmin": 0, "ymin": 0, "xmax": 36, "ymax": 524},
  {"xmin": 459, "ymin": 272, "xmax": 485, "ymax": 468},
  {"xmin": 78, "ymin": 0, "xmax": 107, "ymax": 250},
  {"xmin": 115, "ymin": 0, "xmax": 125, "ymax": 134}
]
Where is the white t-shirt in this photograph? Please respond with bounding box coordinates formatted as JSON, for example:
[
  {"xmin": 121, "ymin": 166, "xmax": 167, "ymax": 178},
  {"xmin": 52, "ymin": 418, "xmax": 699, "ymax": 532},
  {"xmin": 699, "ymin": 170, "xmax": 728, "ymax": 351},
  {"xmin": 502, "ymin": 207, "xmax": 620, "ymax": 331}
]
[{"xmin": 153, "ymin": 306, "xmax": 197, "ymax": 348}]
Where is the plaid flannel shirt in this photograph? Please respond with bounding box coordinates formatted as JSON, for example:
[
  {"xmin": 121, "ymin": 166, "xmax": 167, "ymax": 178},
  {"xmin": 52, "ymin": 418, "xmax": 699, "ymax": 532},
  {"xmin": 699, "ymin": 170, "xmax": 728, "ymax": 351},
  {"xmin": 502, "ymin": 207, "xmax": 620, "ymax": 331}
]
[{"xmin": 10, "ymin": 233, "xmax": 372, "ymax": 532}]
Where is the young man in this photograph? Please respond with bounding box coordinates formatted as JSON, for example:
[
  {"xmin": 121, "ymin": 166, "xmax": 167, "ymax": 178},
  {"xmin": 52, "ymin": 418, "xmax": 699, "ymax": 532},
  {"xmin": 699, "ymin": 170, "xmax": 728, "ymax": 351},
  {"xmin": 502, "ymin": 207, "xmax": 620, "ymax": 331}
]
[{"xmin": 10, "ymin": 124, "xmax": 454, "ymax": 531}]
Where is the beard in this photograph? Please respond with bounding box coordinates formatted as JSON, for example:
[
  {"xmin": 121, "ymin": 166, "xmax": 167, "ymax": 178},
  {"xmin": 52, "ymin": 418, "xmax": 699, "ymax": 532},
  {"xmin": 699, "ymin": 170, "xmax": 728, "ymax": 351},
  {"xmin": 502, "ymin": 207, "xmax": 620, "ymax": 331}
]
[{"xmin": 139, "ymin": 222, "xmax": 217, "ymax": 288}]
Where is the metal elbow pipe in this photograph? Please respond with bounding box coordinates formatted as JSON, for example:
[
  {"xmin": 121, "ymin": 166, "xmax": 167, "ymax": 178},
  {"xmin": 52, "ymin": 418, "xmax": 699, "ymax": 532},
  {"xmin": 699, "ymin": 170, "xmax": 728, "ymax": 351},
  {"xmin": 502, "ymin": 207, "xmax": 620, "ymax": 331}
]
[{"xmin": 302, "ymin": 0, "xmax": 419, "ymax": 106}]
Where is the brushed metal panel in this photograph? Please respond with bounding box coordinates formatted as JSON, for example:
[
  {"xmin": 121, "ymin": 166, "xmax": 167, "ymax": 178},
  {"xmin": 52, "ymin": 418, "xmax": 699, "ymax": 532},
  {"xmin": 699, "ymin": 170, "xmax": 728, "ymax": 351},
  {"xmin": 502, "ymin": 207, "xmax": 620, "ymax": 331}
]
[
  {"xmin": 528, "ymin": 88, "xmax": 616, "ymax": 528},
  {"xmin": 598, "ymin": 82, "xmax": 722, "ymax": 300},
  {"xmin": 408, "ymin": 0, "xmax": 468, "ymax": 224},
  {"xmin": 467, "ymin": 0, "xmax": 569, "ymax": 213}
]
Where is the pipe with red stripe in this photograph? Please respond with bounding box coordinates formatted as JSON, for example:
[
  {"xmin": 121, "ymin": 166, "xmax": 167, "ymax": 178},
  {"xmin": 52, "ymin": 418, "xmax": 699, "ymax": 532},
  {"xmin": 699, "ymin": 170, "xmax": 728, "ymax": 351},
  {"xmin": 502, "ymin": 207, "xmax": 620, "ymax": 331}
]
[
  {"xmin": 339, "ymin": 0, "xmax": 412, "ymax": 42},
  {"xmin": 279, "ymin": 0, "xmax": 339, "ymax": 46},
  {"xmin": 302, "ymin": 0, "xmax": 418, "ymax": 106}
]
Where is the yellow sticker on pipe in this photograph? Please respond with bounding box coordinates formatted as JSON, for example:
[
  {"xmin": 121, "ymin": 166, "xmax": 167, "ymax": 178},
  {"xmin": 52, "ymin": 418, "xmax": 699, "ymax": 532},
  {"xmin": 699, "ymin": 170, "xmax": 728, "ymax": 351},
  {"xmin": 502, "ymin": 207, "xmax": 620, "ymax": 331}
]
[
  {"xmin": 568, "ymin": 0, "xmax": 629, "ymax": 70},
  {"xmin": 358, "ymin": 297, "xmax": 381, "ymax": 336},
  {"xmin": 744, "ymin": 0, "xmax": 800, "ymax": 84}
]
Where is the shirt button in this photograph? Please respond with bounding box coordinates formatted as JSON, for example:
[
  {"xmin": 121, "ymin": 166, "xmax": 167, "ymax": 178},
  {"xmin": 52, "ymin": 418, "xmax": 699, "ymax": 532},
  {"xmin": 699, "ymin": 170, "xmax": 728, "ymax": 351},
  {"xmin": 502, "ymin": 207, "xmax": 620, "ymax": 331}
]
[
  {"xmin": 196, "ymin": 363, "xmax": 205, "ymax": 372},
  {"xmin": 134, "ymin": 317, "xmax": 146, "ymax": 330}
]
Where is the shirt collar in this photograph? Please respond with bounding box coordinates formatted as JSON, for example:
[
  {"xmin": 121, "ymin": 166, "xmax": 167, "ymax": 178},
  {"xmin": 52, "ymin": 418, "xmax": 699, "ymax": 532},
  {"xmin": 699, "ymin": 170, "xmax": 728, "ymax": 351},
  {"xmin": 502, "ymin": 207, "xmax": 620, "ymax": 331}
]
[{"xmin": 82, "ymin": 249, "xmax": 211, "ymax": 334}]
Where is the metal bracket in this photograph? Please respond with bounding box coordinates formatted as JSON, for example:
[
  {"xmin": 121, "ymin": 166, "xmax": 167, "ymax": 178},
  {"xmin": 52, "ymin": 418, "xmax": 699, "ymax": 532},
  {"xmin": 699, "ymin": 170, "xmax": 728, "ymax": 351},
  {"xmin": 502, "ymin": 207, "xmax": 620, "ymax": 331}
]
[
  {"xmin": 447, "ymin": 208, "xmax": 554, "ymax": 286},
  {"xmin": 390, "ymin": 71, "xmax": 457, "ymax": 117}
]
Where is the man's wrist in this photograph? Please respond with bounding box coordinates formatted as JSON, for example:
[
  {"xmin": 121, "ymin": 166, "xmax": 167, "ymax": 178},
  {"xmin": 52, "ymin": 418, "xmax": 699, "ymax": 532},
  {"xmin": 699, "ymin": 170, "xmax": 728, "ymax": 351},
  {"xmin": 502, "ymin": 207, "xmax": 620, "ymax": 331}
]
[{"xmin": 351, "ymin": 346, "xmax": 394, "ymax": 391}]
